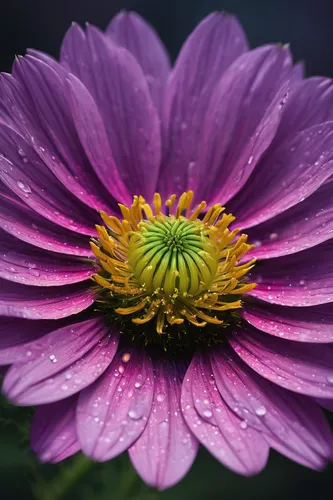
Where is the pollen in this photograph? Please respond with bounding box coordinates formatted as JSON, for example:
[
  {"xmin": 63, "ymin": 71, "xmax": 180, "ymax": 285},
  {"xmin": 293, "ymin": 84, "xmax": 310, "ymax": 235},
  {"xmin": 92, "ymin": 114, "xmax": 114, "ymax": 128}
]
[{"xmin": 91, "ymin": 191, "xmax": 256, "ymax": 335}]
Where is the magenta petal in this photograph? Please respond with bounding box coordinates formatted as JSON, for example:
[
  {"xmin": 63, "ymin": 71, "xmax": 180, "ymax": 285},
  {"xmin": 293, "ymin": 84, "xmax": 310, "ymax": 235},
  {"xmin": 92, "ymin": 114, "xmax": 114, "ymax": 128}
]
[
  {"xmin": 246, "ymin": 179, "xmax": 333, "ymax": 259},
  {"xmin": 243, "ymin": 301, "xmax": 333, "ymax": 343},
  {"xmin": 77, "ymin": 348, "xmax": 154, "ymax": 461},
  {"xmin": 158, "ymin": 12, "xmax": 248, "ymax": 199},
  {"xmin": 0, "ymin": 187, "xmax": 91, "ymax": 256},
  {"xmin": 31, "ymin": 395, "xmax": 80, "ymax": 462},
  {"xmin": 0, "ymin": 316, "xmax": 68, "ymax": 365},
  {"xmin": 210, "ymin": 347, "xmax": 333, "ymax": 469},
  {"xmin": 315, "ymin": 398, "xmax": 333, "ymax": 412},
  {"xmin": 274, "ymin": 77, "xmax": 333, "ymax": 146},
  {"xmin": 181, "ymin": 354, "xmax": 268, "ymax": 476},
  {"xmin": 106, "ymin": 11, "xmax": 171, "ymax": 114},
  {"xmin": 0, "ymin": 279, "xmax": 94, "ymax": 319},
  {"xmin": 250, "ymin": 239, "xmax": 333, "ymax": 306},
  {"xmin": 231, "ymin": 122, "xmax": 333, "ymax": 229},
  {"xmin": 0, "ymin": 229, "xmax": 93, "ymax": 286},
  {"xmin": 0, "ymin": 119, "xmax": 98, "ymax": 236},
  {"xmin": 66, "ymin": 74, "xmax": 131, "ymax": 205},
  {"xmin": 129, "ymin": 360, "xmax": 198, "ymax": 490},
  {"xmin": 8, "ymin": 56, "xmax": 116, "ymax": 214},
  {"xmin": 229, "ymin": 325, "xmax": 333, "ymax": 397},
  {"xmin": 197, "ymin": 46, "xmax": 291, "ymax": 205},
  {"xmin": 60, "ymin": 25, "xmax": 161, "ymax": 200},
  {"xmin": 2, "ymin": 316, "xmax": 119, "ymax": 405}
]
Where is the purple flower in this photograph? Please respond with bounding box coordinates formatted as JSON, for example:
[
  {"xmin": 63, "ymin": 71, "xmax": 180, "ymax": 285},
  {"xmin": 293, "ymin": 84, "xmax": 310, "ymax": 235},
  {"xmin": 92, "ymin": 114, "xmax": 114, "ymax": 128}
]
[{"xmin": 1, "ymin": 10, "xmax": 333, "ymax": 490}]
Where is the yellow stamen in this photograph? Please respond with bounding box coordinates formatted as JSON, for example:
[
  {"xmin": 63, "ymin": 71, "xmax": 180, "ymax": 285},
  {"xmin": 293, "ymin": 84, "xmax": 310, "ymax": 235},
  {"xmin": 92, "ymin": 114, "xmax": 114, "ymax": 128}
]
[{"xmin": 91, "ymin": 192, "xmax": 256, "ymax": 334}]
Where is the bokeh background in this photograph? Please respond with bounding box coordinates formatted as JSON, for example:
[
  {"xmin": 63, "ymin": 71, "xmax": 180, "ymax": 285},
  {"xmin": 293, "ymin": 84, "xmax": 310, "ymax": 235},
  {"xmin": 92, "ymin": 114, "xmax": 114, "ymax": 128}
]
[{"xmin": 1, "ymin": 0, "xmax": 333, "ymax": 498}]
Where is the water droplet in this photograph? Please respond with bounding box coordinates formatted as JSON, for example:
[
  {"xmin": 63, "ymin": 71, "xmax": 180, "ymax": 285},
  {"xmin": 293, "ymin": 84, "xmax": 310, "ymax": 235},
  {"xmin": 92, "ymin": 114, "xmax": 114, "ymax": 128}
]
[
  {"xmin": 17, "ymin": 181, "xmax": 31, "ymax": 193},
  {"xmin": 29, "ymin": 268, "xmax": 40, "ymax": 277},
  {"xmin": 240, "ymin": 421, "xmax": 248, "ymax": 429},
  {"xmin": 255, "ymin": 406, "xmax": 267, "ymax": 416},
  {"xmin": 122, "ymin": 352, "xmax": 131, "ymax": 363},
  {"xmin": 128, "ymin": 410, "xmax": 141, "ymax": 420},
  {"xmin": 156, "ymin": 393, "xmax": 166, "ymax": 402},
  {"xmin": 327, "ymin": 375, "xmax": 333, "ymax": 384},
  {"xmin": 49, "ymin": 354, "xmax": 57, "ymax": 363},
  {"xmin": 203, "ymin": 409, "xmax": 213, "ymax": 418}
]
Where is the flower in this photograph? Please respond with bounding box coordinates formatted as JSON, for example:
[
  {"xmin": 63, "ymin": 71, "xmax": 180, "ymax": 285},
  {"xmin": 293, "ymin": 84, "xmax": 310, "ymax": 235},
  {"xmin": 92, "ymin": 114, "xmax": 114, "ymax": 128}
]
[{"xmin": 1, "ymin": 9, "xmax": 333, "ymax": 491}]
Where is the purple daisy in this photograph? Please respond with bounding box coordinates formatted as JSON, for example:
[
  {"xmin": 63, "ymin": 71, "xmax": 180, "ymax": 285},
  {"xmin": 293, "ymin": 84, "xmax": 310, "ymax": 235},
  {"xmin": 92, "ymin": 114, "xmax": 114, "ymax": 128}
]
[{"xmin": 1, "ymin": 10, "xmax": 333, "ymax": 490}]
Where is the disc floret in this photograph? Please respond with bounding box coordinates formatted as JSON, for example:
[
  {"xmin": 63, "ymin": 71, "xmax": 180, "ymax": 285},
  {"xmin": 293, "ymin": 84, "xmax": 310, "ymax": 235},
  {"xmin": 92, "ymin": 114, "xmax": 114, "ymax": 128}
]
[{"xmin": 91, "ymin": 192, "xmax": 256, "ymax": 335}]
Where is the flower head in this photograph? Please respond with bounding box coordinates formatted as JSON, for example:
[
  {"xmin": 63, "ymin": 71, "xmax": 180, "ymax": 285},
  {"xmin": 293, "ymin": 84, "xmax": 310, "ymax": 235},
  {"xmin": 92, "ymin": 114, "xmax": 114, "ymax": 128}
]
[{"xmin": 1, "ymin": 10, "xmax": 333, "ymax": 490}]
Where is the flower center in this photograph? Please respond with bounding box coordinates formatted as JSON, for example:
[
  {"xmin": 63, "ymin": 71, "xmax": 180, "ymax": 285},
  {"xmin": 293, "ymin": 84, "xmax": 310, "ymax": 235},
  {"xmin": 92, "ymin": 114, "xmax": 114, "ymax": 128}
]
[
  {"xmin": 128, "ymin": 217, "xmax": 218, "ymax": 296},
  {"xmin": 91, "ymin": 192, "xmax": 256, "ymax": 339}
]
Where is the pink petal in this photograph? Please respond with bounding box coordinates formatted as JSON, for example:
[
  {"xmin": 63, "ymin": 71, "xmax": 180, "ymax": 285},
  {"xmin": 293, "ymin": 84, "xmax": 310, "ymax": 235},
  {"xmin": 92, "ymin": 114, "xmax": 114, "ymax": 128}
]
[
  {"xmin": 77, "ymin": 348, "xmax": 153, "ymax": 461},
  {"xmin": 0, "ymin": 186, "xmax": 91, "ymax": 256},
  {"xmin": 0, "ymin": 279, "xmax": 94, "ymax": 319},
  {"xmin": 129, "ymin": 360, "xmax": 198, "ymax": 490},
  {"xmin": 158, "ymin": 12, "xmax": 248, "ymax": 199},
  {"xmin": 210, "ymin": 346, "xmax": 333, "ymax": 469},
  {"xmin": 246, "ymin": 179, "xmax": 333, "ymax": 259},
  {"xmin": 9, "ymin": 55, "xmax": 116, "ymax": 214},
  {"xmin": 274, "ymin": 77, "xmax": 333, "ymax": 146},
  {"xmin": 31, "ymin": 395, "xmax": 80, "ymax": 462},
  {"xmin": 0, "ymin": 316, "xmax": 68, "ymax": 365},
  {"xmin": 231, "ymin": 122, "xmax": 333, "ymax": 229},
  {"xmin": 2, "ymin": 316, "xmax": 119, "ymax": 404},
  {"xmin": 0, "ymin": 229, "xmax": 93, "ymax": 286},
  {"xmin": 198, "ymin": 46, "xmax": 291, "ymax": 205},
  {"xmin": 106, "ymin": 11, "xmax": 171, "ymax": 114},
  {"xmin": 0, "ymin": 117, "xmax": 98, "ymax": 236},
  {"xmin": 66, "ymin": 74, "xmax": 131, "ymax": 205},
  {"xmin": 250, "ymin": 239, "xmax": 333, "ymax": 306},
  {"xmin": 229, "ymin": 325, "xmax": 333, "ymax": 397},
  {"xmin": 243, "ymin": 300, "xmax": 333, "ymax": 343},
  {"xmin": 181, "ymin": 353, "xmax": 268, "ymax": 476},
  {"xmin": 60, "ymin": 24, "xmax": 161, "ymax": 200}
]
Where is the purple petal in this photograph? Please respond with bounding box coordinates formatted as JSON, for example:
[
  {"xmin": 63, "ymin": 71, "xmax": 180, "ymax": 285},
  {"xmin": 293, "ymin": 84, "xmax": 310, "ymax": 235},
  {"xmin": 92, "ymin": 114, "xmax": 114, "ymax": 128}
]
[
  {"xmin": 250, "ymin": 239, "xmax": 333, "ymax": 306},
  {"xmin": 0, "ymin": 279, "xmax": 94, "ymax": 319},
  {"xmin": 210, "ymin": 346, "xmax": 333, "ymax": 469},
  {"xmin": 246, "ymin": 179, "xmax": 333, "ymax": 259},
  {"xmin": 196, "ymin": 47, "xmax": 291, "ymax": 205},
  {"xmin": 0, "ymin": 316, "xmax": 69, "ymax": 365},
  {"xmin": 274, "ymin": 77, "xmax": 333, "ymax": 147},
  {"xmin": 0, "ymin": 229, "xmax": 93, "ymax": 286},
  {"xmin": 315, "ymin": 398, "xmax": 333, "ymax": 412},
  {"xmin": 243, "ymin": 300, "xmax": 333, "ymax": 343},
  {"xmin": 0, "ymin": 186, "xmax": 91, "ymax": 256},
  {"xmin": 0, "ymin": 120, "xmax": 98, "ymax": 236},
  {"xmin": 230, "ymin": 122, "xmax": 333, "ymax": 229},
  {"xmin": 60, "ymin": 25, "xmax": 161, "ymax": 200},
  {"xmin": 2, "ymin": 316, "xmax": 119, "ymax": 405},
  {"xmin": 181, "ymin": 354, "xmax": 268, "ymax": 476},
  {"xmin": 77, "ymin": 348, "xmax": 153, "ymax": 460},
  {"xmin": 106, "ymin": 11, "xmax": 171, "ymax": 114},
  {"xmin": 129, "ymin": 360, "xmax": 198, "ymax": 490},
  {"xmin": 31, "ymin": 395, "xmax": 80, "ymax": 462},
  {"xmin": 7, "ymin": 56, "xmax": 116, "ymax": 214},
  {"xmin": 66, "ymin": 74, "xmax": 131, "ymax": 205},
  {"xmin": 229, "ymin": 325, "xmax": 333, "ymax": 397},
  {"xmin": 158, "ymin": 12, "xmax": 248, "ymax": 198}
]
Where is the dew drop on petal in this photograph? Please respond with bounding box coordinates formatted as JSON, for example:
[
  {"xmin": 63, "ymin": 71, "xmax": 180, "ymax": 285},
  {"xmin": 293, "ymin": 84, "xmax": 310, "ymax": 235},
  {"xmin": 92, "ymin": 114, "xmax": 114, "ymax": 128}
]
[{"xmin": 255, "ymin": 406, "xmax": 267, "ymax": 416}]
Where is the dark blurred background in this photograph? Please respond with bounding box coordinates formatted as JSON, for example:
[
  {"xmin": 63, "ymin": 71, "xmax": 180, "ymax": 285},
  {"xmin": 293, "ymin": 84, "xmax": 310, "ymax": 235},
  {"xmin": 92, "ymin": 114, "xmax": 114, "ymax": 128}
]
[{"xmin": 1, "ymin": 0, "xmax": 333, "ymax": 499}]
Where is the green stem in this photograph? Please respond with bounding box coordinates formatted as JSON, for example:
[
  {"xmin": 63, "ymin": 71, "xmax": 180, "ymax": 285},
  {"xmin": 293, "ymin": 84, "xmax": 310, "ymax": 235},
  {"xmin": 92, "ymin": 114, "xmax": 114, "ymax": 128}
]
[{"xmin": 33, "ymin": 454, "xmax": 95, "ymax": 500}]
